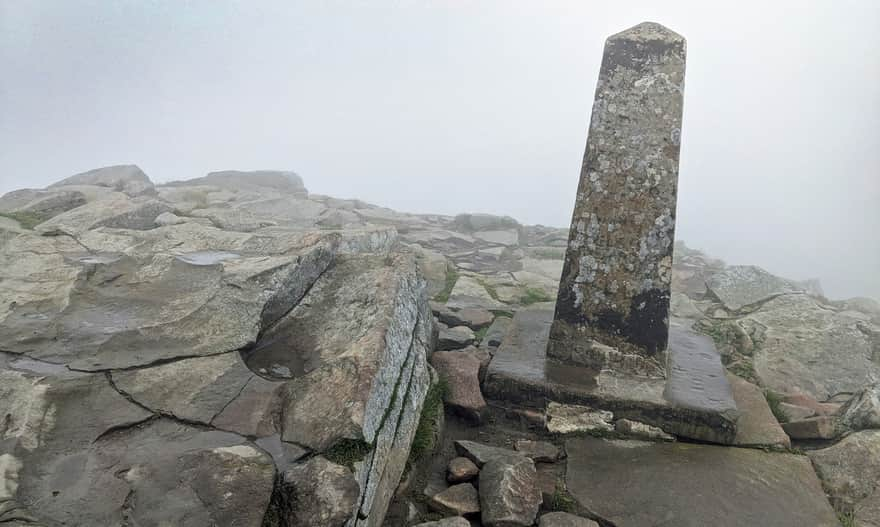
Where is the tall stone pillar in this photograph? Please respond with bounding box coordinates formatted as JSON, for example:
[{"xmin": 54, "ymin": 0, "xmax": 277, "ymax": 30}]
[{"xmin": 548, "ymin": 22, "xmax": 686, "ymax": 377}]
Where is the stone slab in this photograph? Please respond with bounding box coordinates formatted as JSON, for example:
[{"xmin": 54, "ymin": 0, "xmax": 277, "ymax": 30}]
[
  {"xmin": 484, "ymin": 308, "xmax": 737, "ymax": 443},
  {"xmin": 727, "ymin": 373, "xmax": 790, "ymax": 449},
  {"xmin": 565, "ymin": 437, "xmax": 839, "ymax": 527}
]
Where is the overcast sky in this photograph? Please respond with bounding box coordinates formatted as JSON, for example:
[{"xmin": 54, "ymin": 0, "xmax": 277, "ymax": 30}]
[{"xmin": 1, "ymin": 1, "xmax": 878, "ymax": 300}]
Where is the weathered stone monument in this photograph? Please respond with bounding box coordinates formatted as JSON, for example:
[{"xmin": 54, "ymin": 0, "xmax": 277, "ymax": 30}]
[{"xmin": 548, "ymin": 22, "xmax": 686, "ymax": 377}]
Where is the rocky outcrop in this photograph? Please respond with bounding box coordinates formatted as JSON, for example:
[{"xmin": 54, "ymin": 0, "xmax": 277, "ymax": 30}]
[
  {"xmin": 0, "ymin": 169, "xmax": 434, "ymax": 527},
  {"xmin": 164, "ymin": 169, "xmax": 308, "ymax": 196},
  {"xmin": 49, "ymin": 164, "xmax": 155, "ymax": 196},
  {"xmin": 706, "ymin": 265, "xmax": 804, "ymax": 312}
]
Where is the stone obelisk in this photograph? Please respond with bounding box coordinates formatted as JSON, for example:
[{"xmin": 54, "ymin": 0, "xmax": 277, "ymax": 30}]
[{"xmin": 548, "ymin": 22, "xmax": 686, "ymax": 377}]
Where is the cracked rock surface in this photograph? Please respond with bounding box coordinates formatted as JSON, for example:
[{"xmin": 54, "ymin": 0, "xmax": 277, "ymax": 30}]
[{"xmin": 0, "ymin": 167, "xmax": 433, "ymax": 526}]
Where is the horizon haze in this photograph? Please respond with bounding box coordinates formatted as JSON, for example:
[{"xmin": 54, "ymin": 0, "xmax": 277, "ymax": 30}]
[{"xmin": 1, "ymin": 1, "xmax": 878, "ymax": 300}]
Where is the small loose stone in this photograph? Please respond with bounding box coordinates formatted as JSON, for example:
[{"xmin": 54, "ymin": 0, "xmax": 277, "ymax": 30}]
[{"xmin": 447, "ymin": 456, "xmax": 480, "ymax": 483}]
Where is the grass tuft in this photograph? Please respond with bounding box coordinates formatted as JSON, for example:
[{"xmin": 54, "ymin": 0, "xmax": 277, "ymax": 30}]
[
  {"xmin": 408, "ymin": 378, "xmax": 448, "ymax": 462},
  {"xmin": 548, "ymin": 482, "xmax": 576, "ymax": 513},
  {"xmin": 324, "ymin": 438, "xmax": 372, "ymax": 469},
  {"xmin": 838, "ymin": 511, "xmax": 856, "ymax": 527}
]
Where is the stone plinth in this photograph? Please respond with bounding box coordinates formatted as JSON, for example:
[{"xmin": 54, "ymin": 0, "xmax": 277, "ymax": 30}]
[
  {"xmin": 486, "ymin": 308, "xmax": 738, "ymax": 444},
  {"xmin": 549, "ymin": 22, "xmax": 686, "ymax": 375}
]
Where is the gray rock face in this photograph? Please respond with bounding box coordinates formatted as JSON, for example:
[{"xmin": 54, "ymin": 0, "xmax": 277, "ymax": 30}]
[
  {"xmin": 742, "ymin": 293, "xmax": 880, "ymax": 400},
  {"xmin": 479, "ymin": 455, "xmax": 542, "ymax": 527},
  {"xmin": 453, "ymin": 213, "xmax": 520, "ymax": 233},
  {"xmin": 566, "ymin": 437, "xmax": 838, "ymax": 527},
  {"xmin": 0, "ymin": 232, "xmax": 336, "ymax": 371},
  {"xmin": 112, "ymin": 352, "xmax": 255, "ymax": 425},
  {"xmin": 808, "ymin": 431, "xmax": 880, "ymax": 526},
  {"xmin": 282, "ymin": 456, "xmax": 360, "ymax": 527},
  {"xmin": 0, "ymin": 168, "xmax": 438, "ymax": 527},
  {"xmin": 49, "ymin": 164, "xmax": 155, "ymax": 196},
  {"xmin": 33, "ymin": 194, "xmax": 171, "ymax": 235},
  {"xmin": 549, "ymin": 22, "xmax": 687, "ymax": 374},
  {"xmin": 839, "ymin": 383, "xmax": 880, "ymax": 431},
  {"xmin": 166, "ymin": 169, "xmax": 308, "ymax": 196},
  {"xmin": 706, "ymin": 265, "xmax": 804, "ymax": 312},
  {"xmin": 2, "ymin": 189, "xmax": 87, "ymax": 221}
]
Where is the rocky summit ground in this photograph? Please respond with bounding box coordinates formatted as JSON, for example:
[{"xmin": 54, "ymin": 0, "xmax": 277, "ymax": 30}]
[{"xmin": 1, "ymin": 165, "xmax": 879, "ymax": 527}]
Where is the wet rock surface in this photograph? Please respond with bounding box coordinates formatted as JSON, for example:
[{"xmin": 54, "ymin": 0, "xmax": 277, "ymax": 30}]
[{"xmin": 565, "ymin": 437, "xmax": 838, "ymax": 527}]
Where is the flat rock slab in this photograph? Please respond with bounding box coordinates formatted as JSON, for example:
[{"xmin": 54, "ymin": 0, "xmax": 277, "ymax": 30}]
[
  {"xmin": 727, "ymin": 373, "xmax": 790, "ymax": 449},
  {"xmin": 565, "ymin": 437, "xmax": 838, "ymax": 527},
  {"xmin": 706, "ymin": 265, "xmax": 803, "ymax": 311},
  {"xmin": 663, "ymin": 323, "xmax": 736, "ymax": 412},
  {"xmin": 484, "ymin": 308, "xmax": 737, "ymax": 443}
]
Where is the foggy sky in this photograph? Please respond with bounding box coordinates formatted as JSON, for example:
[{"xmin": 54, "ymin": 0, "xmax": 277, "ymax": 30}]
[{"xmin": 1, "ymin": 1, "xmax": 878, "ymax": 300}]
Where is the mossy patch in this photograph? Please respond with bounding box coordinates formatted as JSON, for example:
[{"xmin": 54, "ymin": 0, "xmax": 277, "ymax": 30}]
[
  {"xmin": 0, "ymin": 211, "xmax": 46, "ymax": 229},
  {"xmin": 408, "ymin": 378, "xmax": 448, "ymax": 462},
  {"xmin": 520, "ymin": 288, "xmax": 553, "ymax": 306},
  {"xmin": 764, "ymin": 390, "xmax": 789, "ymax": 424},
  {"xmin": 476, "ymin": 278, "xmax": 501, "ymax": 302}
]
